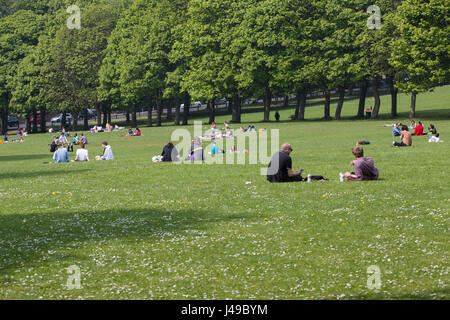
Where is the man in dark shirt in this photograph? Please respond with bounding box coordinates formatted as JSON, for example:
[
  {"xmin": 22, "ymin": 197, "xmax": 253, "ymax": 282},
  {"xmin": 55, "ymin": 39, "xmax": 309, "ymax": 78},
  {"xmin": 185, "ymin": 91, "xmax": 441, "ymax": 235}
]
[
  {"xmin": 267, "ymin": 143, "xmax": 303, "ymax": 183},
  {"xmin": 161, "ymin": 142, "xmax": 179, "ymax": 162}
]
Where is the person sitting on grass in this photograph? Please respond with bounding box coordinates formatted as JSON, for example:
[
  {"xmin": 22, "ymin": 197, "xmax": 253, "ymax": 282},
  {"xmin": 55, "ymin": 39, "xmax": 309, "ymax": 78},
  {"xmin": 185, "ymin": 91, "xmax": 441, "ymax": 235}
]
[
  {"xmin": 53, "ymin": 145, "xmax": 69, "ymax": 163},
  {"xmin": 161, "ymin": 142, "xmax": 179, "ymax": 162},
  {"xmin": 17, "ymin": 127, "xmax": 22, "ymax": 136},
  {"xmin": 135, "ymin": 128, "xmax": 142, "ymax": 136},
  {"xmin": 414, "ymin": 121, "xmax": 425, "ymax": 136},
  {"xmin": 409, "ymin": 120, "xmax": 416, "ymax": 130},
  {"xmin": 58, "ymin": 133, "xmax": 67, "ymax": 146},
  {"xmin": 127, "ymin": 128, "xmax": 134, "ymax": 136},
  {"xmin": 428, "ymin": 124, "xmax": 437, "ymax": 135},
  {"xmin": 428, "ymin": 133, "xmax": 442, "ymax": 143},
  {"xmin": 392, "ymin": 123, "xmax": 402, "ymax": 137},
  {"xmin": 344, "ymin": 146, "xmax": 378, "ymax": 181},
  {"xmin": 224, "ymin": 127, "xmax": 233, "ymax": 138},
  {"xmin": 3, "ymin": 134, "xmax": 8, "ymax": 143},
  {"xmin": 267, "ymin": 143, "xmax": 303, "ymax": 183},
  {"xmin": 73, "ymin": 133, "xmax": 80, "ymax": 145},
  {"xmin": 50, "ymin": 140, "xmax": 58, "ymax": 153},
  {"xmin": 75, "ymin": 143, "xmax": 89, "ymax": 161},
  {"xmin": 95, "ymin": 141, "xmax": 114, "ymax": 160},
  {"xmin": 211, "ymin": 141, "xmax": 219, "ymax": 155},
  {"xmin": 267, "ymin": 143, "xmax": 326, "ymax": 183},
  {"xmin": 80, "ymin": 134, "xmax": 87, "ymax": 145},
  {"xmin": 393, "ymin": 125, "xmax": 412, "ymax": 147}
]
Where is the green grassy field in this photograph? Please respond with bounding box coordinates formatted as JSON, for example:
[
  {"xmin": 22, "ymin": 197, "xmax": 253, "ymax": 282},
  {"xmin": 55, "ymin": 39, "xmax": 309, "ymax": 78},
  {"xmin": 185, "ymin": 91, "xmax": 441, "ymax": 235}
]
[{"xmin": 0, "ymin": 86, "xmax": 449, "ymax": 299}]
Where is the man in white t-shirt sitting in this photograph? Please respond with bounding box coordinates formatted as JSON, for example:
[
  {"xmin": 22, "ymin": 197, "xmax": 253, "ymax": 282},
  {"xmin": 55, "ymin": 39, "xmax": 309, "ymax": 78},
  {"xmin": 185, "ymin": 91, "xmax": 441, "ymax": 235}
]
[{"xmin": 75, "ymin": 143, "xmax": 90, "ymax": 161}]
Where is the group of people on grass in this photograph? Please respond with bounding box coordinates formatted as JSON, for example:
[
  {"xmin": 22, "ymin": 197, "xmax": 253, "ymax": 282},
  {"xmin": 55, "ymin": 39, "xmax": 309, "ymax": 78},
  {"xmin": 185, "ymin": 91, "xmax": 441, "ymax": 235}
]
[
  {"xmin": 51, "ymin": 139, "xmax": 113, "ymax": 163},
  {"xmin": 126, "ymin": 128, "xmax": 141, "ymax": 136},
  {"xmin": 392, "ymin": 120, "xmax": 442, "ymax": 146},
  {"xmin": 266, "ymin": 143, "xmax": 377, "ymax": 183},
  {"xmin": 1, "ymin": 133, "xmax": 24, "ymax": 143}
]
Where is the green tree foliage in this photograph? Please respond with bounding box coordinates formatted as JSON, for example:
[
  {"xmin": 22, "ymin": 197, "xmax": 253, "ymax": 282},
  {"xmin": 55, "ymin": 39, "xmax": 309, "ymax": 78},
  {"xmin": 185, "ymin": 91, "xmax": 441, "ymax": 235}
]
[
  {"xmin": 42, "ymin": 1, "xmax": 121, "ymax": 129},
  {"xmin": 390, "ymin": 0, "xmax": 450, "ymax": 118},
  {"xmin": 0, "ymin": 10, "xmax": 45, "ymax": 133}
]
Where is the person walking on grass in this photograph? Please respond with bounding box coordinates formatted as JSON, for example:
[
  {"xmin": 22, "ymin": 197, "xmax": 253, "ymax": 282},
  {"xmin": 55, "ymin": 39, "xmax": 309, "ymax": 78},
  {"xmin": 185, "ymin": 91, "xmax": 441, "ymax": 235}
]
[
  {"xmin": 393, "ymin": 125, "xmax": 412, "ymax": 147},
  {"xmin": 275, "ymin": 111, "xmax": 280, "ymax": 122},
  {"xmin": 344, "ymin": 146, "xmax": 378, "ymax": 181}
]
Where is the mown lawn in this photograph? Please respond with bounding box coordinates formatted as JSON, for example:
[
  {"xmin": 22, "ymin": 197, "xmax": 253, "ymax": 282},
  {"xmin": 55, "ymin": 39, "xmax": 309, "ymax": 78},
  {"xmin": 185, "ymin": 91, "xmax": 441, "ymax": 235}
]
[{"xmin": 0, "ymin": 86, "xmax": 448, "ymax": 299}]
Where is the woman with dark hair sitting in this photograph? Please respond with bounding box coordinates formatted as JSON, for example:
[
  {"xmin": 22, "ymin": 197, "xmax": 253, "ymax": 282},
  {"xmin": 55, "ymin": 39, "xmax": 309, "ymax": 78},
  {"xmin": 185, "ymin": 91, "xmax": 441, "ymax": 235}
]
[{"xmin": 161, "ymin": 142, "xmax": 179, "ymax": 162}]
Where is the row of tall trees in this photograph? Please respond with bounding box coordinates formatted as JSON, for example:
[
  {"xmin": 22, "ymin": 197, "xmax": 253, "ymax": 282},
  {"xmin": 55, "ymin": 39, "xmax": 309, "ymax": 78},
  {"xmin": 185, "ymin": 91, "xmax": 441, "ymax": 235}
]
[{"xmin": 0, "ymin": 0, "xmax": 449, "ymax": 134}]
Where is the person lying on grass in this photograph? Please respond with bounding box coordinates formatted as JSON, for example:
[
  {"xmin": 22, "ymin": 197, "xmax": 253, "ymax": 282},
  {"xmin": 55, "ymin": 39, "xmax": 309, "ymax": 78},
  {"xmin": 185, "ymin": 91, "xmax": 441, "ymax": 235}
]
[
  {"xmin": 267, "ymin": 143, "xmax": 326, "ymax": 183},
  {"xmin": 344, "ymin": 146, "xmax": 378, "ymax": 181},
  {"xmin": 393, "ymin": 125, "xmax": 412, "ymax": 147},
  {"xmin": 95, "ymin": 141, "xmax": 114, "ymax": 160}
]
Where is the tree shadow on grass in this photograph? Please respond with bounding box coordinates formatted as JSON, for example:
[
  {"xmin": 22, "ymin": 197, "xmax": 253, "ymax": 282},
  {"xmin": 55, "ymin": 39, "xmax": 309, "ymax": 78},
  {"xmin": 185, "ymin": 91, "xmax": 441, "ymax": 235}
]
[
  {"xmin": 350, "ymin": 288, "xmax": 450, "ymax": 299},
  {"xmin": 0, "ymin": 154, "xmax": 51, "ymax": 162},
  {"xmin": 0, "ymin": 207, "xmax": 249, "ymax": 275},
  {"xmin": 0, "ymin": 169, "xmax": 92, "ymax": 180}
]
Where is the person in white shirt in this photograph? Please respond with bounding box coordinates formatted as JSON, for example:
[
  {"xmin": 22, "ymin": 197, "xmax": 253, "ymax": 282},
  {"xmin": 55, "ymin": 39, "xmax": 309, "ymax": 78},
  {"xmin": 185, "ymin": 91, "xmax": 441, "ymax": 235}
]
[
  {"xmin": 75, "ymin": 143, "xmax": 89, "ymax": 161},
  {"xmin": 96, "ymin": 141, "xmax": 114, "ymax": 160},
  {"xmin": 428, "ymin": 133, "xmax": 442, "ymax": 143}
]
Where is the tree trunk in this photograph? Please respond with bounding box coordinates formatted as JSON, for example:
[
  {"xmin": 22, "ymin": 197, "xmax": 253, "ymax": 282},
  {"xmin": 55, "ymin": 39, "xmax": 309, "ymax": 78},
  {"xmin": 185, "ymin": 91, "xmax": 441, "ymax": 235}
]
[
  {"xmin": 72, "ymin": 110, "xmax": 79, "ymax": 130},
  {"xmin": 166, "ymin": 99, "xmax": 173, "ymax": 121},
  {"xmin": 40, "ymin": 106, "xmax": 46, "ymax": 133},
  {"xmin": 126, "ymin": 110, "xmax": 130, "ymax": 125},
  {"xmin": 182, "ymin": 93, "xmax": 190, "ymax": 125},
  {"xmin": 208, "ymin": 99, "xmax": 216, "ymax": 124},
  {"xmin": 0, "ymin": 109, "xmax": 7, "ymax": 135},
  {"xmin": 263, "ymin": 86, "xmax": 272, "ymax": 122},
  {"xmin": 371, "ymin": 78, "xmax": 381, "ymax": 119},
  {"xmin": 26, "ymin": 113, "xmax": 31, "ymax": 133},
  {"xmin": 102, "ymin": 103, "xmax": 108, "ymax": 127},
  {"xmin": 389, "ymin": 75, "xmax": 398, "ymax": 117},
  {"xmin": 410, "ymin": 92, "xmax": 417, "ymax": 119},
  {"xmin": 96, "ymin": 103, "xmax": 102, "ymax": 126},
  {"xmin": 147, "ymin": 96, "xmax": 153, "ymax": 127},
  {"xmin": 227, "ymin": 97, "xmax": 232, "ymax": 114},
  {"xmin": 83, "ymin": 108, "xmax": 89, "ymax": 130},
  {"xmin": 107, "ymin": 104, "xmax": 112, "ymax": 124},
  {"xmin": 334, "ymin": 85, "xmax": 345, "ymax": 120},
  {"xmin": 231, "ymin": 90, "xmax": 241, "ymax": 123},
  {"xmin": 283, "ymin": 96, "xmax": 289, "ymax": 108},
  {"xmin": 174, "ymin": 101, "xmax": 181, "ymax": 126},
  {"xmin": 323, "ymin": 89, "xmax": 331, "ymax": 120},
  {"xmin": 61, "ymin": 112, "xmax": 67, "ymax": 130},
  {"xmin": 131, "ymin": 104, "xmax": 137, "ymax": 128},
  {"xmin": 357, "ymin": 80, "xmax": 367, "ymax": 118},
  {"xmin": 156, "ymin": 98, "xmax": 162, "ymax": 127},
  {"xmin": 295, "ymin": 89, "xmax": 307, "ymax": 120},
  {"xmin": 32, "ymin": 107, "xmax": 38, "ymax": 133}
]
